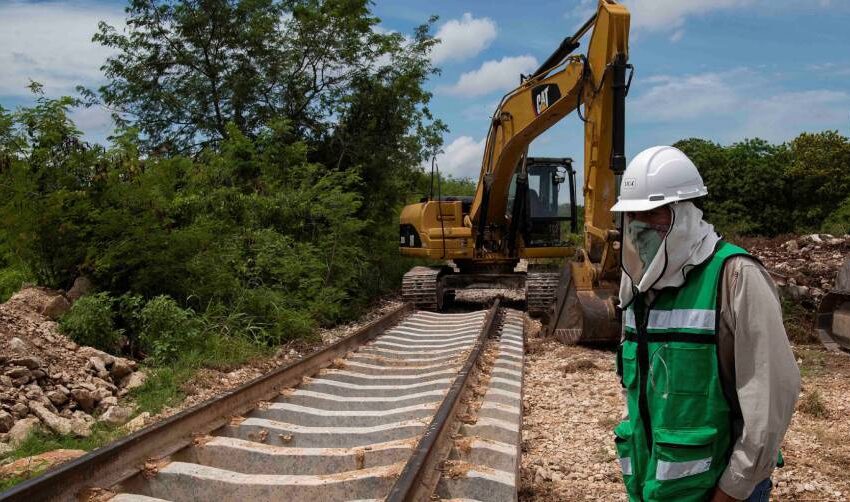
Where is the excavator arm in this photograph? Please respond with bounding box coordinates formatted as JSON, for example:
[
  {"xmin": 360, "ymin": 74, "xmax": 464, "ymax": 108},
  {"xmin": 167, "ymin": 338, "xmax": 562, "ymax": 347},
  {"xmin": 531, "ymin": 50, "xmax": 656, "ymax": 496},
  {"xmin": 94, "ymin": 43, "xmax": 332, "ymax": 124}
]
[{"xmin": 471, "ymin": 0, "xmax": 630, "ymax": 273}]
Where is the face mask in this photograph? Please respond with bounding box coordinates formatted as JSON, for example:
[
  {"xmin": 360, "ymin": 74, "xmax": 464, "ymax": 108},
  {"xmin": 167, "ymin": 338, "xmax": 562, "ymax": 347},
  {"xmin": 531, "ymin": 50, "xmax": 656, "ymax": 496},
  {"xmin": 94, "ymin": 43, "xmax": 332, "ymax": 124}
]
[{"xmin": 628, "ymin": 220, "xmax": 668, "ymax": 268}]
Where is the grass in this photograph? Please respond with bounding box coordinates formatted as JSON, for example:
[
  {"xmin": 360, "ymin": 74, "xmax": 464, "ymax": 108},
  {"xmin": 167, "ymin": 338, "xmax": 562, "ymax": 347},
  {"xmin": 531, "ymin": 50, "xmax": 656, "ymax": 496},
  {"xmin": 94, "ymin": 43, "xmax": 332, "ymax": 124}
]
[
  {"xmin": 5, "ymin": 423, "xmax": 124, "ymax": 461},
  {"xmin": 131, "ymin": 332, "xmax": 269, "ymax": 414},
  {"xmin": 0, "ymin": 474, "xmax": 34, "ymax": 492},
  {"xmin": 130, "ymin": 365, "xmax": 195, "ymax": 414},
  {"xmin": 0, "ymin": 264, "xmax": 32, "ymax": 303},
  {"xmin": 798, "ymin": 388, "xmax": 829, "ymax": 418},
  {"xmin": 0, "ymin": 422, "xmax": 126, "ymax": 488},
  {"xmin": 782, "ymin": 298, "xmax": 818, "ymax": 345},
  {"xmin": 795, "ymin": 347, "xmax": 827, "ymax": 378}
]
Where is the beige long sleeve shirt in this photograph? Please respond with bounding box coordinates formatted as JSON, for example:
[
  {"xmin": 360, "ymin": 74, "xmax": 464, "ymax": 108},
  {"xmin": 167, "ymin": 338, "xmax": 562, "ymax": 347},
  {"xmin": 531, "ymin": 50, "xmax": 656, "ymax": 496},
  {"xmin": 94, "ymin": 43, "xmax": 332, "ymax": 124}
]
[
  {"xmin": 632, "ymin": 256, "xmax": 801, "ymax": 500},
  {"xmin": 714, "ymin": 256, "xmax": 801, "ymax": 499}
]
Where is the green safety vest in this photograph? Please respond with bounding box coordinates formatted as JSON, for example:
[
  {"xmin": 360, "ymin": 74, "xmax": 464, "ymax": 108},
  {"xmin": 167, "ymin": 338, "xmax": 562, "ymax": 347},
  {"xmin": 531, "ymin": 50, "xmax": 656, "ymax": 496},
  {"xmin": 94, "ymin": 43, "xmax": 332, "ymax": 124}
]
[{"xmin": 614, "ymin": 241, "xmax": 749, "ymax": 502}]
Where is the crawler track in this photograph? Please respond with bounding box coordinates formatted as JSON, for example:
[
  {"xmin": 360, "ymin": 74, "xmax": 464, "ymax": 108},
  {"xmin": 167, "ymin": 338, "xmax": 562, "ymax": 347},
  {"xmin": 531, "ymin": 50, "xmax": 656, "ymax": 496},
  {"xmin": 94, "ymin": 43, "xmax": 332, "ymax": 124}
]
[
  {"xmin": 526, "ymin": 270, "xmax": 560, "ymax": 316},
  {"xmin": 1, "ymin": 300, "xmax": 524, "ymax": 502},
  {"xmin": 401, "ymin": 266, "xmax": 444, "ymax": 310}
]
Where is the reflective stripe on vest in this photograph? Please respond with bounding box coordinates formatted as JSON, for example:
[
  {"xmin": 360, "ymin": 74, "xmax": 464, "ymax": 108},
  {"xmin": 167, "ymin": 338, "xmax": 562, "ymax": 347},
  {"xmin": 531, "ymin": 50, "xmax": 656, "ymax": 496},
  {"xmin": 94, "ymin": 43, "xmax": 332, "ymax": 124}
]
[
  {"xmin": 656, "ymin": 457, "xmax": 713, "ymax": 481},
  {"xmin": 623, "ymin": 308, "xmax": 716, "ymax": 333}
]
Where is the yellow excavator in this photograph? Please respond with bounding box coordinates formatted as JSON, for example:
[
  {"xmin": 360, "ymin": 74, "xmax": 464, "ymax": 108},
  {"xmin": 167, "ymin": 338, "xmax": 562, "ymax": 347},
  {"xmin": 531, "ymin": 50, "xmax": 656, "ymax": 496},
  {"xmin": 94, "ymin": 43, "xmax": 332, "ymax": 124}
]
[{"xmin": 400, "ymin": 0, "xmax": 631, "ymax": 343}]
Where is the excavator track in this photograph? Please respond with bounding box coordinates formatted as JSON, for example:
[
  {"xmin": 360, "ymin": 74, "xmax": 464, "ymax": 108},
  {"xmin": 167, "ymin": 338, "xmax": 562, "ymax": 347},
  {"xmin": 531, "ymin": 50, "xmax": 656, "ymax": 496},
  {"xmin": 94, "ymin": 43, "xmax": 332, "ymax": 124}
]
[
  {"xmin": 526, "ymin": 270, "xmax": 560, "ymax": 316},
  {"xmin": 402, "ymin": 266, "xmax": 443, "ymax": 310}
]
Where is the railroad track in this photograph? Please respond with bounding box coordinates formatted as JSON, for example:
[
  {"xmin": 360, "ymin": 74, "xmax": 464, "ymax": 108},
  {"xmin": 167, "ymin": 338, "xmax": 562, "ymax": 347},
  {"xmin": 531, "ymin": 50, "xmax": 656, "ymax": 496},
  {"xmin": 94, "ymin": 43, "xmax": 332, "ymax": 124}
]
[{"xmin": 1, "ymin": 299, "xmax": 525, "ymax": 502}]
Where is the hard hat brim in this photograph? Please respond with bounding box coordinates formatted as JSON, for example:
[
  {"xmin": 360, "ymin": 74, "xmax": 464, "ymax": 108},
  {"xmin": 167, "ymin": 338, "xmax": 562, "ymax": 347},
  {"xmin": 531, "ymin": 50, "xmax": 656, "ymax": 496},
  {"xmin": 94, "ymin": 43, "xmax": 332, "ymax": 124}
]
[{"xmin": 610, "ymin": 197, "xmax": 671, "ymax": 212}]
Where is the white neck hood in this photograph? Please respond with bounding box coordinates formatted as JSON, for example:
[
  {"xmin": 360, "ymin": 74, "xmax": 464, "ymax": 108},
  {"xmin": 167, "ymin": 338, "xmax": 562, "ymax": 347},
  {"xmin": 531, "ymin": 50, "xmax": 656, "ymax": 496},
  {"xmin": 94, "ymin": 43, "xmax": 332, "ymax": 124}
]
[{"xmin": 619, "ymin": 201, "xmax": 721, "ymax": 308}]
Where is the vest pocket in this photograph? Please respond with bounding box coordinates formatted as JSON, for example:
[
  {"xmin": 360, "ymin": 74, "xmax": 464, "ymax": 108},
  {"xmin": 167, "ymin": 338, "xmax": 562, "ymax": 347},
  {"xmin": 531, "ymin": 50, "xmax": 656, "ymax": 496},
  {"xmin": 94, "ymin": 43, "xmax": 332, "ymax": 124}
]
[
  {"xmin": 661, "ymin": 344, "xmax": 713, "ymax": 396},
  {"xmin": 614, "ymin": 421, "xmax": 640, "ymax": 498},
  {"xmin": 619, "ymin": 341, "xmax": 638, "ymax": 389},
  {"xmin": 648, "ymin": 426, "xmax": 719, "ymax": 500}
]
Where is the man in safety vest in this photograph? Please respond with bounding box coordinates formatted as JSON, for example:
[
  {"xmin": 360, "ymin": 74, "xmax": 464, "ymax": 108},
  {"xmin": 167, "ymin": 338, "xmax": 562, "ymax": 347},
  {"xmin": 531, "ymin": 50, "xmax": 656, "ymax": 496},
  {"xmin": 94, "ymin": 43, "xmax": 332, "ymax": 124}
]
[{"xmin": 610, "ymin": 146, "xmax": 801, "ymax": 502}]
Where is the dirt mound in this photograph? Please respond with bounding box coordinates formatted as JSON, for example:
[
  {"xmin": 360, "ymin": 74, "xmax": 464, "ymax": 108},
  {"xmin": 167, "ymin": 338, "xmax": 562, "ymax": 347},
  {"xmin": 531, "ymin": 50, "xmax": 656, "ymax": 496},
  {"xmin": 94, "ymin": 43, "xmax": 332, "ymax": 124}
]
[
  {"xmin": 0, "ymin": 287, "xmax": 143, "ymax": 445},
  {"xmin": 739, "ymin": 234, "xmax": 850, "ymax": 306}
]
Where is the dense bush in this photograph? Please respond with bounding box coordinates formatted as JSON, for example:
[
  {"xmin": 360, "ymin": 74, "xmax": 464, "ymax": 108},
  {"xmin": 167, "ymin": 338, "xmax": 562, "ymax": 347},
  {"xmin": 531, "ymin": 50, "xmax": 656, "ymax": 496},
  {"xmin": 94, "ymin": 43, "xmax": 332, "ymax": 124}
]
[
  {"xmin": 0, "ymin": 266, "xmax": 30, "ymax": 303},
  {"xmin": 0, "ymin": 0, "xmax": 445, "ymax": 359},
  {"xmin": 822, "ymin": 195, "xmax": 850, "ymax": 236},
  {"xmin": 675, "ymin": 131, "xmax": 850, "ymax": 236},
  {"xmin": 139, "ymin": 296, "xmax": 199, "ymax": 364},
  {"xmin": 59, "ymin": 293, "xmax": 123, "ymax": 352}
]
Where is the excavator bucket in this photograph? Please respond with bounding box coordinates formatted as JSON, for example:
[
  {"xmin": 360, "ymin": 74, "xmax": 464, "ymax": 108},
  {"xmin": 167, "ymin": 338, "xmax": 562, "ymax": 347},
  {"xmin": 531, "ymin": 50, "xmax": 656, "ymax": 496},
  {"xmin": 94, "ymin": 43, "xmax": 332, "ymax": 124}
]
[
  {"xmin": 544, "ymin": 265, "xmax": 621, "ymax": 344},
  {"xmin": 815, "ymin": 256, "xmax": 850, "ymax": 352}
]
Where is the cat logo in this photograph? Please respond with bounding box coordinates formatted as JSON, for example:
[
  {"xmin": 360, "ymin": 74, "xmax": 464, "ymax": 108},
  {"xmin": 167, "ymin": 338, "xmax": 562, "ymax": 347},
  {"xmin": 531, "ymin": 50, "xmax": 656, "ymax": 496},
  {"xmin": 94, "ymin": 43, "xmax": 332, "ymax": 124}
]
[{"xmin": 532, "ymin": 84, "xmax": 561, "ymax": 116}]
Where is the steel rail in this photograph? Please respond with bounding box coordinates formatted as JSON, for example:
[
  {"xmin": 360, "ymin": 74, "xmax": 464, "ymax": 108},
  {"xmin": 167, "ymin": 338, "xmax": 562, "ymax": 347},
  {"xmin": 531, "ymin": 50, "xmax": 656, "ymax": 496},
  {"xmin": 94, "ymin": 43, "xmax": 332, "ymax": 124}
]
[
  {"xmin": 0, "ymin": 303, "xmax": 413, "ymax": 502},
  {"xmin": 385, "ymin": 298, "xmax": 502, "ymax": 502}
]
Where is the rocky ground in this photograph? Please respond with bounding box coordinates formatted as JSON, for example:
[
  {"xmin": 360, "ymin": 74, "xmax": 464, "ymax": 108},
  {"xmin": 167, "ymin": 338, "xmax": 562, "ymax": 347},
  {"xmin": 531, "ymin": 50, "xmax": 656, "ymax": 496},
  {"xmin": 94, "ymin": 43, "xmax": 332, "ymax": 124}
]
[
  {"xmin": 520, "ymin": 318, "xmax": 850, "ymax": 501},
  {"xmin": 520, "ymin": 319, "xmax": 626, "ymax": 501},
  {"xmin": 739, "ymin": 233, "xmax": 850, "ymax": 306},
  {"xmin": 0, "ymin": 287, "xmax": 146, "ymax": 457},
  {"xmin": 0, "ymin": 284, "xmax": 402, "ymax": 484}
]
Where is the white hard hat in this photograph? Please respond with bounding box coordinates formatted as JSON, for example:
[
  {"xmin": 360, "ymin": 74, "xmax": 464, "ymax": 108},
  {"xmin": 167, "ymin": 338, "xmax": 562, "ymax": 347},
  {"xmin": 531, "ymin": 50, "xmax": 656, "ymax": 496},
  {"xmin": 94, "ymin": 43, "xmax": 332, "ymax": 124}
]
[{"xmin": 611, "ymin": 146, "xmax": 708, "ymax": 212}]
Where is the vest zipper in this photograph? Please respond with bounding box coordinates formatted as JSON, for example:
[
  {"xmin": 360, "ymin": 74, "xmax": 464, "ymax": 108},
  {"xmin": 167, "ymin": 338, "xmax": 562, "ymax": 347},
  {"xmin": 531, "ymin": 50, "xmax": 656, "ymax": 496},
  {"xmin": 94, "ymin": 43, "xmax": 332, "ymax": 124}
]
[{"xmin": 637, "ymin": 296, "xmax": 657, "ymax": 451}]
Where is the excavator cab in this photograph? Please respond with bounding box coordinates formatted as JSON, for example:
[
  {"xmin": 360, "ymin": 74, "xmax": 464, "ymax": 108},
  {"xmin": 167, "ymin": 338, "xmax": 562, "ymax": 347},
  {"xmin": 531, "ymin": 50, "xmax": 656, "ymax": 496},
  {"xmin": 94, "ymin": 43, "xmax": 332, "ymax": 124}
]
[
  {"xmin": 506, "ymin": 157, "xmax": 578, "ymax": 252},
  {"xmin": 527, "ymin": 157, "xmax": 578, "ymax": 246}
]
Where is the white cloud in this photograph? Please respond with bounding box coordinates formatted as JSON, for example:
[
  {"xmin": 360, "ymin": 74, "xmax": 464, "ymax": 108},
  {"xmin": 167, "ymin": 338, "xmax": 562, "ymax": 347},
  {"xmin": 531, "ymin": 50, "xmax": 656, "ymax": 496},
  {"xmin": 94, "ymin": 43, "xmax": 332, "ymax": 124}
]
[
  {"xmin": 440, "ymin": 55, "xmax": 538, "ymax": 97},
  {"xmin": 808, "ymin": 62, "xmax": 850, "ymax": 77},
  {"xmin": 741, "ymin": 90, "xmax": 850, "ymax": 140},
  {"xmin": 632, "ymin": 70, "xmax": 744, "ymax": 121},
  {"xmin": 623, "ymin": 0, "xmax": 755, "ymax": 31},
  {"xmin": 631, "ymin": 68, "xmax": 850, "ymax": 142},
  {"xmin": 564, "ymin": 0, "xmax": 596, "ymax": 22},
  {"xmin": 70, "ymin": 105, "xmax": 114, "ymax": 133},
  {"xmin": 0, "ymin": 1, "xmax": 124, "ymax": 97},
  {"xmin": 434, "ymin": 136, "xmax": 486, "ymax": 179},
  {"xmin": 568, "ymin": 0, "xmax": 749, "ymax": 35},
  {"xmin": 431, "ymin": 13, "xmax": 497, "ymax": 65},
  {"xmin": 620, "ymin": 0, "xmax": 834, "ymax": 38}
]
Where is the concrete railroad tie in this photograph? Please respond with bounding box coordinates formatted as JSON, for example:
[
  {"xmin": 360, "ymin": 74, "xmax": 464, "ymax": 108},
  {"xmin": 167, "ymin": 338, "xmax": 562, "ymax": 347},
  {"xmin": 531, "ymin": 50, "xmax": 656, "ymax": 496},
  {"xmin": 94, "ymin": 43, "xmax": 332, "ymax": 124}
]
[
  {"xmin": 433, "ymin": 308, "xmax": 525, "ymax": 502},
  {"xmin": 110, "ymin": 308, "xmax": 522, "ymax": 502}
]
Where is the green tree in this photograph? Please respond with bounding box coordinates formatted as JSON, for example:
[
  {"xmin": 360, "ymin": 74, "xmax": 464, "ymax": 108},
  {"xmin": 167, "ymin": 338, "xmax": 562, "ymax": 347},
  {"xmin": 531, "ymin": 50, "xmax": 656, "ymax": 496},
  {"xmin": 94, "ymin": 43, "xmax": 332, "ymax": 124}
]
[
  {"xmin": 92, "ymin": 0, "xmax": 431, "ymax": 154},
  {"xmin": 675, "ymin": 137, "xmax": 791, "ymax": 236},
  {"xmin": 786, "ymin": 131, "xmax": 850, "ymax": 231},
  {"xmin": 0, "ymin": 88, "xmax": 103, "ymax": 287},
  {"xmin": 90, "ymin": 0, "xmax": 445, "ymax": 310},
  {"xmin": 823, "ymin": 195, "xmax": 850, "ymax": 236}
]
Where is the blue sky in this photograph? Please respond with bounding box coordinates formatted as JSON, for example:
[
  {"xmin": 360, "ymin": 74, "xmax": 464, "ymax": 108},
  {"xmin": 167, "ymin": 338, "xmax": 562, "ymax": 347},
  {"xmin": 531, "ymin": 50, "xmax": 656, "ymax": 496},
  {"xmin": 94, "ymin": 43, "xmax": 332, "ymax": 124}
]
[{"xmin": 2, "ymin": 0, "xmax": 849, "ymax": 182}]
